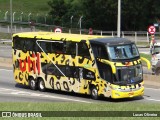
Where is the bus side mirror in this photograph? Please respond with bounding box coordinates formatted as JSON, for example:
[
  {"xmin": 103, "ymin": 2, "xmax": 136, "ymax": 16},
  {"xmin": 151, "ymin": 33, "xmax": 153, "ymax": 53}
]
[{"xmin": 140, "ymin": 57, "xmax": 151, "ymax": 70}]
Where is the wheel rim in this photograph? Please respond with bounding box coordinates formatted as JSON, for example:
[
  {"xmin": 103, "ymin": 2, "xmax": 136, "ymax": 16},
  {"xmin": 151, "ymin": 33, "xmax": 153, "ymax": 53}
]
[
  {"xmin": 30, "ymin": 79, "xmax": 35, "ymax": 88},
  {"xmin": 92, "ymin": 88, "xmax": 98, "ymax": 98},
  {"xmin": 39, "ymin": 80, "xmax": 45, "ymax": 90}
]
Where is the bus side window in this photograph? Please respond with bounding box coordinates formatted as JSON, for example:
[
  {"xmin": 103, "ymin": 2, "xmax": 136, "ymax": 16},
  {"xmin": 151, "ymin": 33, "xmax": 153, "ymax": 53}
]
[
  {"xmin": 37, "ymin": 41, "xmax": 51, "ymax": 53},
  {"xmin": 78, "ymin": 42, "xmax": 90, "ymax": 58},
  {"xmin": 24, "ymin": 39, "xmax": 35, "ymax": 51},
  {"xmin": 91, "ymin": 44, "xmax": 108, "ymax": 59},
  {"xmin": 13, "ymin": 37, "xmax": 25, "ymax": 50},
  {"xmin": 65, "ymin": 41, "xmax": 76, "ymax": 55},
  {"xmin": 51, "ymin": 42, "xmax": 64, "ymax": 54},
  {"xmin": 66, "ymin": 66, "xmax": 78, "ymax": 78},
  {"xmin": 97, "ymin": 61, "xmax": 112, "ymax": 82}
]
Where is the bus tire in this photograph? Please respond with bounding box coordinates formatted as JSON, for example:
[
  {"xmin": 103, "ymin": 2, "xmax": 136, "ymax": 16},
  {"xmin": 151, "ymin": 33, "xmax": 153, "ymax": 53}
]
[
  {"xmin": 38, "ymin": 79, "xmax": 46, "ymax": 92},
  {"xmin": 90, "ymin": 86, "xmax": 98, "ymax": 100},
  {"xmin": 29, "ymin": 77, "xmax": 37, "ymax": 90}
]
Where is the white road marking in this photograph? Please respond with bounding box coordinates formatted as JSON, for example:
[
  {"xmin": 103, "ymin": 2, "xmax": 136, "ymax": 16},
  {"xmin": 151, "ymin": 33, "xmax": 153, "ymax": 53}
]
[
  {"xmin": 145, "ymin": 87, "xmax": 160, "ymax": 91},
  {"xmin": 0, "ymin": 88, "xmax": 92, "ymax": 103},
  {"xmin": 0, "ymin": 69, "xmax": 12, "ymax": 72},
  {"xmin": 145, "ymin": 98, "xmax": 160, "ymax": 102}
]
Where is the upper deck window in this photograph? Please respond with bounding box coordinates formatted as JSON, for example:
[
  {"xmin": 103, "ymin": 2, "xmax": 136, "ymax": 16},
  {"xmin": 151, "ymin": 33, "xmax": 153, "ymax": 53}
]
[
  {"xmin": 13, "ymin": 37, "xmax": 36, "ymax": 51},
  {"xmin": 78, "ymin": 42, "xmax": 90, "ymax": 57}
]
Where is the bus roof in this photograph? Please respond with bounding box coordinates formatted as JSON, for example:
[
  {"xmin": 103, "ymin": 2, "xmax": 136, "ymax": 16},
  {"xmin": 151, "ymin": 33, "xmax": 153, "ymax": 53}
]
[
  {"xmin": 13, "ymin": 32, "xmax": 106, "ymax": 42},
  {"xmin": 13, "ymin": 32, "xmax": 133, "ymax": 45},
  {"xmin": 90, "ymin": 37, "xmax": 133, "ymax": 45}
]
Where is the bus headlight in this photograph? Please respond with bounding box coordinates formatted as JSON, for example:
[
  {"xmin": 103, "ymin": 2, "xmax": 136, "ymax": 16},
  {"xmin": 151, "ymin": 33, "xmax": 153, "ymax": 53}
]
[
  {"xmin": 110, "ymin": 85, "xmax": 119, "ymax": 90},
  {"xmin": 136, "ymin": 64, "xmax": 143, "ymax": 78}
]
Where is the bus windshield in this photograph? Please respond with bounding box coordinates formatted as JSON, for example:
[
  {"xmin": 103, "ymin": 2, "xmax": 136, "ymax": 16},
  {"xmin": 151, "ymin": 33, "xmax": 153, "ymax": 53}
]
[{"xmin": 107, "ymin": 44, "xmax": 139, "ymax": 60}]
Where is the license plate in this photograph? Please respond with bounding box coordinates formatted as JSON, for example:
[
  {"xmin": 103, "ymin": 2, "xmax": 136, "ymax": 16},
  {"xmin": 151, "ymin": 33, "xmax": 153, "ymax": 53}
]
[{"xmin": 129, "ymin": 92, "xmax": 134, "ymax": 96}]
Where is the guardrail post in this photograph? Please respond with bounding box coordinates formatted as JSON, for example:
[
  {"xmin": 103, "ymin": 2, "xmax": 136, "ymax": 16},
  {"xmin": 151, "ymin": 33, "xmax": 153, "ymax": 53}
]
[
  {"xmin": 20, "ymin": 27, "xmax": 23, "ymax": 32},
  {"xmin": 14, "ymin": 25, "xmax": 16, "ymax": 33},
  {"xmin": 122, "ymin": 31, "xmax": 124, "ymax": 38},
  {"xmin": 112, "ymin": 31, "xmax": 114, "ymax": 37},
  {"xmin": 8, "ymin": 26, "xmax": 10, "ymax": 33},
  {"xmin": 135, "ymin": 32, "xmax": 137, "ymax": 43},
  {"xmin": 69, "ymin": 29, "xmax": 71, "ymax": 33},
  {"xmin": 147, "ymin": 32, "xmax": 149, "ymax": 43},
  {"xmin": 101, "ymin": 31, "xmax": 102, "ymax": 36}
]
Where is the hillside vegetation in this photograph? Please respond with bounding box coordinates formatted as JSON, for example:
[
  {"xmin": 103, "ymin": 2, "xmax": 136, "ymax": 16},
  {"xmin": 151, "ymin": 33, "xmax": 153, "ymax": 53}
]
[{"xmin": 0, "ymin": 0, "xmax": 50, "ymax": 14}]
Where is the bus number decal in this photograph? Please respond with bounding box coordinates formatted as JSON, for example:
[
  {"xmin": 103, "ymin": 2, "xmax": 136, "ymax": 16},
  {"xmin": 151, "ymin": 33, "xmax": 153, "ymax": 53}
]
[{"xmin": 19, "ymin": 53, "xmax": 41, "ymax": 74}]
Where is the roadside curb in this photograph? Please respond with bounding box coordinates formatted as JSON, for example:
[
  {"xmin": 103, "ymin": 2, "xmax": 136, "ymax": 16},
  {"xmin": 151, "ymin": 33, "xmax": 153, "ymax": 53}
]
[{"xmin": 137, "ymin": 45, "xmax": 149, "ymax": 48}]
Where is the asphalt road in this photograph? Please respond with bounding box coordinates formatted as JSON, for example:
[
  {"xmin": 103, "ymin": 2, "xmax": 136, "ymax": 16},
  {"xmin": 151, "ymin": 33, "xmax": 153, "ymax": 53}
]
[
  {"xmin": 0, "ymin": 45, "xmax": 12, "ymax": 58},
  {"xmin": 0, "ymin": 67, "xmax": 160, "ymax": 103}
]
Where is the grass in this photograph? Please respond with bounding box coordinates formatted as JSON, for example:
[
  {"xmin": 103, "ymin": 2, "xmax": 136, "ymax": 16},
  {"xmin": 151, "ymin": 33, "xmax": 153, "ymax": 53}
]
[
  {"xmin": 136, "ymin": 42, "xmax": 150, "ymax": 47},
  {"xmin": 0, "ymin": 103, "xmax": 160, "ymax": 120},
  {"xmin": 0, "ymin": 0, "xmax": 50, "ymax": 21},
  {"xmin": 140, "ymin": 53, "xmax": 151, "ymax": 61},
  {"xmin": 1, "ymin": 102, "xmax": 160, "ymax": 111},
  {"xmin": 0, "ymin": 0, "xmax": 50, "ymax": 13}
]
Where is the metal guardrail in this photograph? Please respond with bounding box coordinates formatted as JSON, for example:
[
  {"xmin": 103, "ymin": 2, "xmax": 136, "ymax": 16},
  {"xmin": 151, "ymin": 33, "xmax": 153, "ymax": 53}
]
[
  {"xmin": 0, "ymin": 20, "xmax": 160, "ymax": 43},
  {"xmin": 0, "ymin": 39, "xmax": 12, "ymax": 43}
]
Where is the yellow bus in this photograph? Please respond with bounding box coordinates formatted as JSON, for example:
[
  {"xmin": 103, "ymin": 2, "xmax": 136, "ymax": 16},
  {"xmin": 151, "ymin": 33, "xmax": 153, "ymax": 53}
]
[{"xmin": 12, "ymin": 32, "xmax": 150, "ymax": 99}]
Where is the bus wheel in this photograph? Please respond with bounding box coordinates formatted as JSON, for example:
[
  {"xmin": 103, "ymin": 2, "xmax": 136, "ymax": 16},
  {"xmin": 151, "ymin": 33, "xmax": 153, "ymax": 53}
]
[
  {"xmin": 90, "ymin": 87, "xmax": 98, "ymax": 100},
  {"xmin": 29, "ymin": 77, "xmax": 37, "ymax": 90},
  {"xmin": 38, "ymin": 79, "xmax": 46, "ymax": 92}
]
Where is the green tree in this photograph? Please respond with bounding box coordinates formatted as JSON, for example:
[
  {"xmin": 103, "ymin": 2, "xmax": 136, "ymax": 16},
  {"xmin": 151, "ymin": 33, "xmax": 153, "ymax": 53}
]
[
  {"xmin": 81, "ymin": 0, "xmax": 117, "ymax": 30},
  {"xmin": 48, "ymin": 0, "xmax": 160, "ymax": 31},
  {"xmin": 48, "ymin": 0, "xmax": 71, "ymax": 26}
]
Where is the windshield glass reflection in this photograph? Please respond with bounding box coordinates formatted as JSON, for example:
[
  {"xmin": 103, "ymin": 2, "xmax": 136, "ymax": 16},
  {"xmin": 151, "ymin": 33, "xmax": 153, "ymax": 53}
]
[{"xmin": 107, "ymin": 44, "xmax": 139, "ymax": 60}]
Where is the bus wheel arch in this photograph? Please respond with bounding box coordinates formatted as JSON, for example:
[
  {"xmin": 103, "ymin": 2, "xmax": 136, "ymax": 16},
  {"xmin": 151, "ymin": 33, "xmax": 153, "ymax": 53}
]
[
  {"xmin": 89, "ymin": 84, "xmax": 99, "ymax": 100},
  {"xmin": 37, "ymin": 78, "xmax": 46, "ymax": 92},
  {"xmin": 28, "ymin": 76, "xmax": 37, "ymax": 90}
]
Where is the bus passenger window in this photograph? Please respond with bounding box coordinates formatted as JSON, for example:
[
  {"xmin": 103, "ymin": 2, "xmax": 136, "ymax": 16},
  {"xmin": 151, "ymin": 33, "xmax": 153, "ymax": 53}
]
[
  {"xmin": 78, "ymin": 42, "xmax": 90, "ymax": 58},
  {"xmin": 97, "ymin": 61, "xmax": 112, "ymax": 82},
  {"xmin": 37, "ymin": 41, "xmax": 48, "ymax": 53},
  {"xmin": 24, "ymin": 40, "xmax": 35, "ymax": 51},
  {"xmin": 13, "ymin": 38, "xmax": 25, "ymax": 50},
  {"xmin": 51, "ymin": 42, "xmax": 64, "ymax": 54},
  {"xmin": 91, "ymin": 44, "xmax": 108, "ymax": 59},
  {"xmin": 65, "ymin": 42, "xmax": 76, "ymax": 55}
]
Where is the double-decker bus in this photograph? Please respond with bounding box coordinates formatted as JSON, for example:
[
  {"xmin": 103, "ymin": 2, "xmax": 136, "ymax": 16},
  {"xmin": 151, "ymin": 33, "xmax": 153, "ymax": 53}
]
[{"xmin": 12, "ymin": 32, "xmax": 150, "ymax": 99}]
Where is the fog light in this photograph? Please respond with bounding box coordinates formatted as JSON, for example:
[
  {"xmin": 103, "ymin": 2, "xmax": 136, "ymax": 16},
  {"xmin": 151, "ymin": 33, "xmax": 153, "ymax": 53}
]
[{"xmin": 115, "ymin": 93, "xmax": 120, "ymax": 96}]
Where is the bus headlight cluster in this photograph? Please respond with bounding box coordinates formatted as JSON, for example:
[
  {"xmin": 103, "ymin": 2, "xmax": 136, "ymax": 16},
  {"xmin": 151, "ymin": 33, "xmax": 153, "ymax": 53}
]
[
  {"xmin": 110, "ymin": 85, "xmax": 119, "ymax": 90},
  {"xmin": 136, "ymin": 64, "xmax": 143, "ymax": 78}
]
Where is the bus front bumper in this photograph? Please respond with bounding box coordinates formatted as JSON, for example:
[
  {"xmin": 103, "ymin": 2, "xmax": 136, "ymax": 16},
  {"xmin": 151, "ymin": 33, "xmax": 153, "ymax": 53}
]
[{"xmin": 111, "ymin": 87, "xmax": 144, "ymax": 99}]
